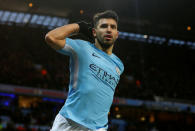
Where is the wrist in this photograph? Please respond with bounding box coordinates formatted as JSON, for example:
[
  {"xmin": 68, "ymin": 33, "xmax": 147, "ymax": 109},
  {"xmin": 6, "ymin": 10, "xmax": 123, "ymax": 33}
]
[{"xmin": 73, "ymin": 23, "xmax": 80, "ymax": 33}]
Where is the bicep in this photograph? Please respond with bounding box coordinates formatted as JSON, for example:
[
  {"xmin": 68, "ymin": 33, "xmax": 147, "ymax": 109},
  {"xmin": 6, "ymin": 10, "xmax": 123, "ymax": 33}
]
[
  {"xmin": 48, "ymin": 39, "xmax": 66, "ymax": 50},
  {"xmin": 45, "ymin": 34, "xmax": 66, "ymax": 50}
]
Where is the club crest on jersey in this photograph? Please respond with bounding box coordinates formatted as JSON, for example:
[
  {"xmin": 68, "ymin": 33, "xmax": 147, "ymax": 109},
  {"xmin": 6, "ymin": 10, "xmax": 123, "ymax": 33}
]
[{"xmin": 116, "ymin": 67, "xmax": 120, "ymax": 75}]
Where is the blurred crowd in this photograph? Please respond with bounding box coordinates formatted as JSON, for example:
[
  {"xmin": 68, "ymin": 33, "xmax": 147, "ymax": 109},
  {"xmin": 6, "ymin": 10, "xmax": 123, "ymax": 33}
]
[
  {"xmin": 0, "ymin": 25, "xmax": 70, "ymax": 91},
  {"xmin": 0, "ymin": 25, "xmax": 195, "ymax": 101},
  {"xmin": 0, "ymin": 99, "xmax": 194, "ymax": 131},
  {"xmin": 0, "ymin": 100, "xmax": 60, "ymax": 131}
]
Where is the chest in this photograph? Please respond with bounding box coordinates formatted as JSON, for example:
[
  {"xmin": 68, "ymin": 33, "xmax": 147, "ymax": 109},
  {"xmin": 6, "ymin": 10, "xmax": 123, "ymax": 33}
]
[{"xmin": 84, "ymin": 48, "xmax": 120, "ymax": 80}]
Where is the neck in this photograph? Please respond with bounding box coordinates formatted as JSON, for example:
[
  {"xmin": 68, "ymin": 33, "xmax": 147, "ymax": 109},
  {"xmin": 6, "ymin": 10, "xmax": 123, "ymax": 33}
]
[{"xmin": 94, "ymin": 39, "xmax": 113, "ymax": 55}]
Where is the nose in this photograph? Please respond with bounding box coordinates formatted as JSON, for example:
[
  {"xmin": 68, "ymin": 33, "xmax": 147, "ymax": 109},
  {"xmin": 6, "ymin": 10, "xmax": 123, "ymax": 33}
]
[{"xmin": 106, "ymin": 26, "xmax": 112, "ymax": 32}]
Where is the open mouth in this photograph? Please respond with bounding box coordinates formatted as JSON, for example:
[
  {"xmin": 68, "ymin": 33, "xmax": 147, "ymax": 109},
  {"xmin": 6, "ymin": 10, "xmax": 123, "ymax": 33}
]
[{"xmin": 104, "ymin": 34, "xmax": 113, "ymax": 40}]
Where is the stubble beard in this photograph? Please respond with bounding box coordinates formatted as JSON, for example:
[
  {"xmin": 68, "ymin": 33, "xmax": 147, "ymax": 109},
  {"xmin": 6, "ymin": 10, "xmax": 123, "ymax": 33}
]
[{"xmin": 96, "ymin": 36, "xmax": 114, "ymax": 50}]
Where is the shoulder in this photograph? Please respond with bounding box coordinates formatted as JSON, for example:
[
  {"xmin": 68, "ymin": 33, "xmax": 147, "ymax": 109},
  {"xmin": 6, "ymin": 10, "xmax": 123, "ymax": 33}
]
[
  {"xmin": 65, "ymin": 38, "xmax": 93, "ymax": 51},
  {"xmin": 66, "ymin": 38, "xmax": 92, "ymax": 46},
  {"xmin": 57, "ymin": 38, "xmax": 93, "ymax": 55}
]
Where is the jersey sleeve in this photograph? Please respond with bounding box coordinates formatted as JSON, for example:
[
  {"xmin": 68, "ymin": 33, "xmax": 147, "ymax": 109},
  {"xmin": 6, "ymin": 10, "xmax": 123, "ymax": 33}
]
[
  {"xmin": 56, "ymin": 38, "xmax": 89, "ymax": 56},
  {"xmin": 120, "ymin": 62, "xmax": 124, "ymax": 75},
  {"xmin": 113, "ymin": 54, "xmax": 124, "ymax": 75}
]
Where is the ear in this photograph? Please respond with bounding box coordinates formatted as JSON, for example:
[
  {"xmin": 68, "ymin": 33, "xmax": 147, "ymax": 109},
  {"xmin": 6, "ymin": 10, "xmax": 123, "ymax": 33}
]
[
  {"xmin": 92, "ymin": 28, "xmax": 96, "ymax": 38},
  {"xmin": 116, "ymin": 31, "xmax": 119, "ymax": 39}
]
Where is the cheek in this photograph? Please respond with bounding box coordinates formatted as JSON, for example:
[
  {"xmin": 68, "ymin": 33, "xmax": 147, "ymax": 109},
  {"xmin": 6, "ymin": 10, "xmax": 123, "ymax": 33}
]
[
  {"xmin": 114, "ymin": 32, "xmax": 119, "ymax": 39},
  {"xmin": 96, "ymin": 32, "xmax": 102, "ymax": 37}
]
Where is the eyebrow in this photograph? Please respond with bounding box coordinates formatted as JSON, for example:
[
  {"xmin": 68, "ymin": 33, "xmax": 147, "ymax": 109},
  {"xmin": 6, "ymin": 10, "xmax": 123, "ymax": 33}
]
[{"xmin": 100, "ymin": 23, "xmax": 117, "ymax": 28}]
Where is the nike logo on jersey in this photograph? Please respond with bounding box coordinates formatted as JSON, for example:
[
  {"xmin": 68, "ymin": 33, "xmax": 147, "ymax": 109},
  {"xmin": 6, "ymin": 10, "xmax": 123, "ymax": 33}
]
[{"xmin": 92, "ymin": 53, "xmax": 100, "ymax": 58}]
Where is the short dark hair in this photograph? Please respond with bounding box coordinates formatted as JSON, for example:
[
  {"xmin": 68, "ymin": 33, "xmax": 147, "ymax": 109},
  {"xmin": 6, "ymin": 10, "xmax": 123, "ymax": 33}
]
[{"xmin": 93, "ymin": 10, "xmax": 118, "ymax": 28}]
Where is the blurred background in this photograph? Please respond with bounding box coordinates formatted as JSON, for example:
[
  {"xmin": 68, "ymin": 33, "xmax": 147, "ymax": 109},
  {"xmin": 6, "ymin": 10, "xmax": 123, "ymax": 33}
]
[{"xmin": 0, "ymin": 0, "xmax": 195, "ymax": 131}]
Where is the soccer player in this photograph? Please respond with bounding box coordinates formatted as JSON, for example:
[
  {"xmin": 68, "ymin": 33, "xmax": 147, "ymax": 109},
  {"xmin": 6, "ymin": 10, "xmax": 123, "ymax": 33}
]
[{"xmin": 45, "ymin": 10, "xmax": 124, "ymax": 131}]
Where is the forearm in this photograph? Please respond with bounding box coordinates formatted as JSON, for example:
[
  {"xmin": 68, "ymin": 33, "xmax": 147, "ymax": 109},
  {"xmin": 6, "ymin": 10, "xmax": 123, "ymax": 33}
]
[
  {"xmin": 46, "ymin": 23, "xmax": 79, "ymax": 40},
  {"xmin": 45, "ymin": 23, "xmax": 79, "ymax": 49}
]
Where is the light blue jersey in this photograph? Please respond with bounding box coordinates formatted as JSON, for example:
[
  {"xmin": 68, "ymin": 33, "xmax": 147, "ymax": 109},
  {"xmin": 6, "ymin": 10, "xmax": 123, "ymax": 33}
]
[{"xmin": 57, "ymin": 38, "xmax": 124, "ymax": 130}]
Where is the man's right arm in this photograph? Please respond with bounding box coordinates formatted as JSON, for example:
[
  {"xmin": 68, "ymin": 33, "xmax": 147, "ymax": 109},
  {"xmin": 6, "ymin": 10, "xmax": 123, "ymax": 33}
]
[{"xmin": 45, "ymin": 23, "xmax": 79, "ymax": 50}]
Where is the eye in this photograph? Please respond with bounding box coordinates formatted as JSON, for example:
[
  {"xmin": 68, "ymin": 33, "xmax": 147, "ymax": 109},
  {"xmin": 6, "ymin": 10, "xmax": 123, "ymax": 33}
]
[
  {"xmin": 100, "ymin": 24, "xmax": 108, "ymax": 28},
  {"xmin": 111, "ymin": 25, "xmax": 117, "ymax": 29}
]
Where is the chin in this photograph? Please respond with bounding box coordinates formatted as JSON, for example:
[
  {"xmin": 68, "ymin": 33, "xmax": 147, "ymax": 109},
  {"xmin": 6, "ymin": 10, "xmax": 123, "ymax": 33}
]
[
  {"xmin": 97, "ymin": 37, "xmax": 114, "ymax": 48},
  {"xmin": 104, "ymin": 41, "xmax": 114, "ymax": 45},
  {"xmin": 100, "ymin": 42, "xmax": 113, "ymax": 49}
]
